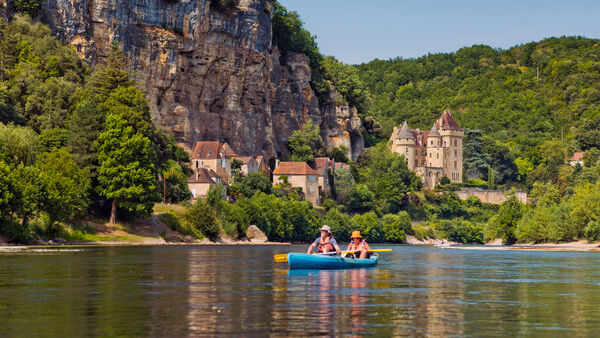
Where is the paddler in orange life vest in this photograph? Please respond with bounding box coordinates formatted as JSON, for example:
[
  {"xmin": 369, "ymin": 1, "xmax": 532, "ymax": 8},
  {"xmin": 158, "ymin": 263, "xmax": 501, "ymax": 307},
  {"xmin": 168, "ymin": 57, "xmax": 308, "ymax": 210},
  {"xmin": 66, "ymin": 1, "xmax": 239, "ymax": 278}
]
[
  {"xmin": 346, "ymin": 231, "xmax": 371, "ymax": 259},
  {"xmin": 307, "ymin": 225, "xmax": 342, "ymax": 255}
]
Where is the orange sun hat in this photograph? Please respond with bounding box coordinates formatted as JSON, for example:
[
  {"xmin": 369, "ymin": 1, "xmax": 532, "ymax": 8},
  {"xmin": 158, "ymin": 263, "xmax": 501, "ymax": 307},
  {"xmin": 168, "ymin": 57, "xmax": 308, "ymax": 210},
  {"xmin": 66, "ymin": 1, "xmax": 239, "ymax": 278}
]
[{"xmin": 351, "ymin": 231, "xmax": 362, "ymax": 239}]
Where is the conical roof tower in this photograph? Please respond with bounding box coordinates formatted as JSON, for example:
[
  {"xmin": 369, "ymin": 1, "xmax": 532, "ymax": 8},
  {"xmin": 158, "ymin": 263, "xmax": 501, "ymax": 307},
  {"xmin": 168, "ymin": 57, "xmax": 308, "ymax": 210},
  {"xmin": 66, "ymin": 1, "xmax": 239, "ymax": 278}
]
[{"xmin": 397, "ymin": 121, "xmax": 415, "ymax": 140}]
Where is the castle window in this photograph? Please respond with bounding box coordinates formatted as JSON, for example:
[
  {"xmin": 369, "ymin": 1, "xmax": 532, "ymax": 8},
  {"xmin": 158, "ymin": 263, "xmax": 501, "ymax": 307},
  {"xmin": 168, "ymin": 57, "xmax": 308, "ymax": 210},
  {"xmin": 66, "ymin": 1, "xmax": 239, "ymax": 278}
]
[
  {"xmin": 437, "ymin": 154, "xmax": 439, "ymax": 159},
  {"xmin": 430, "ymin": 140, "xmax": 433, "ymax": 145},
  {"xmin": 454, "ymin": 150, "xmax": 457, "ymax": 157},
  {"xmin": 454, "ymin": 161, "xmax": 457, "ymax": 169},
  {"xmin": 454, "ymin": 140, "xmax": 457, "ymax": 146},
  {"xmin": 196, "ymin": 161, "xmax": 199, "ymax": 168},
  {"xmin": 406, "ymin": 148, "xmax": 408, "ymax": 154},
  {"xmin": 429, "ymin": 153, "xmax": 431, "ymax": 158},
  {"xmin": 444, "ymin": 141, "xmax": 446, "ymax": 147}
]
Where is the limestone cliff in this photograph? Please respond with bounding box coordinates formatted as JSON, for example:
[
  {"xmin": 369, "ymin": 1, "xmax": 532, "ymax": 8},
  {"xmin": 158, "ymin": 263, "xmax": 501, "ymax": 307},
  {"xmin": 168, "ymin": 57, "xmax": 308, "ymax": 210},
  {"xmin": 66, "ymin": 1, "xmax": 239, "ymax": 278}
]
[{"xmin": 40, "ymin": 0, "xmax": 363, "ymax": 159}]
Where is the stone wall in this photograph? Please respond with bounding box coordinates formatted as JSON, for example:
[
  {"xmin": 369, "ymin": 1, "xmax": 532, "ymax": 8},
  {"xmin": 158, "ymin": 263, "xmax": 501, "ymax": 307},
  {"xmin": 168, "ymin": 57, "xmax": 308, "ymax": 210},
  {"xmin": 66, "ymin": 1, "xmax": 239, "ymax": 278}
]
[
  {"xmin": 456, "ymin": 188, "xmax": 528, "ymax": 204},
  {"xmin": 41, "ymin": 0, "xmax": 364, "ymax": 159}
]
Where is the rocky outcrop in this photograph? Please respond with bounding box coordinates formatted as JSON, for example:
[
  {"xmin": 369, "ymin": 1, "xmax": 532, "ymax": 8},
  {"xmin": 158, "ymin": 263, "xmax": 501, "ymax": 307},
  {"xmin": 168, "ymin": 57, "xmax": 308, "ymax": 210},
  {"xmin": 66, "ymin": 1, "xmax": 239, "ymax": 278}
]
[
  {"xmin": 245, "ymin": 224, "xmax": 267, "ymax": 243},
  {"xmin": 41, "ymin": 0, "xmax": 363, "ymax": 159}
]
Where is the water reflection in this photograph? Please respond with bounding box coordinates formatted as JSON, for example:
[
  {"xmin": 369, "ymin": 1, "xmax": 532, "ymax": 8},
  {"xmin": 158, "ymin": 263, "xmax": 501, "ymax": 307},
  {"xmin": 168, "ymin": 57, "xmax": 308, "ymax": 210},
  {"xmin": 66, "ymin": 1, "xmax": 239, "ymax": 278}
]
[{"xmin": 0, "ymin": 245, "xmax": 599, "ymax": 336}]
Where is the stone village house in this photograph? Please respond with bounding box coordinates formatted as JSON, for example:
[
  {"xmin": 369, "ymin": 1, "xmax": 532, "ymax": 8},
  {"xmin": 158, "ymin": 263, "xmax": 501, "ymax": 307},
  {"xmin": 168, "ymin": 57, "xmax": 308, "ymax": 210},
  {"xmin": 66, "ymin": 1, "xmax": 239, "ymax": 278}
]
[
  {"xmin": 189, "ymin": 141, "xmax": 236, "ymax": 183},
  {"xmin": 311, "ymin": 157, "xmax": 334, "ymax": 196},
  {"xmin": 390, "ymin": 111, "xmax": 464, "ymax": 189},
  {"xmin": 273, "ymin": 161, "xmax": 320, "ymax": 206},
  {"xmin": 234, "ymin": 155, "xmax": 271, "ymax": 177},
  {"xmin": 187, "ymin": 167, "xmax": 224, "ymax": 199}
]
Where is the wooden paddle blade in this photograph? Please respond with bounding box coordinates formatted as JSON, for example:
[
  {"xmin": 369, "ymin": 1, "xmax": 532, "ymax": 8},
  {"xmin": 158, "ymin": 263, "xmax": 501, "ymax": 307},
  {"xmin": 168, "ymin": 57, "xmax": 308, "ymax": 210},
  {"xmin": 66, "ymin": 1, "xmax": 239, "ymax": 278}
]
[{"xmin": 274, "ymin": 254, "xmax": 288, "ymax": 263}]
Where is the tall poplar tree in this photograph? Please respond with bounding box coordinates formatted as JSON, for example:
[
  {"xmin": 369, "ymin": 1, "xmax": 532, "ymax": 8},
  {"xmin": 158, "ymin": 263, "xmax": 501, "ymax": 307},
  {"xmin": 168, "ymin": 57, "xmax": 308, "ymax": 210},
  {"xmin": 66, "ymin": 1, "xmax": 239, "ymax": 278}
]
[{"xmin": 96, "ymin": 111, "xmax": 157, "ymax": 224}]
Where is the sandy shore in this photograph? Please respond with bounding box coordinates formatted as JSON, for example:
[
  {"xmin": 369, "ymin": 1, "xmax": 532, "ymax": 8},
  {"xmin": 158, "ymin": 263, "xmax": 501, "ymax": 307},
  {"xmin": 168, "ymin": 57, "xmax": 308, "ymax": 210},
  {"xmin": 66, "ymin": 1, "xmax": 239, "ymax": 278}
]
[{"xmin": 442, "ymin": 240, "xmax": 600, "ymax": 252}]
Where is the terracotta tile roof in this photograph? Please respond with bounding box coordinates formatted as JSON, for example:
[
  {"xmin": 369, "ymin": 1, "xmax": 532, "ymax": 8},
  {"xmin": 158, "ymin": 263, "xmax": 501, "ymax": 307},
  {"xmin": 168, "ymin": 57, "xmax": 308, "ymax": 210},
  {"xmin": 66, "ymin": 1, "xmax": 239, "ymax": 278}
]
[
  {"xmin": 273, "ymin": 162, "xmax": 319, "ymax": 175},
  {"xmin": 187, "ymin": 168, "xmax": 222, "ymax": 184},
  {"xmin": 334, "ymin": 162, "xmax": 350, "ymax": 171},
  {"xmin": 235, "ymin": 156, "xmax": 255, "ymax": 165},
  {"xmin": 191, "ymin": 141, "xmax": 237, "ymax": 159},
  {"xmin": 569, "ymin": 152, "xmax": 585, "ymax": 161},
  {"xmin": 438, "ymin": 111, "xmax": 463, "ymax": 131},
  {"xmin": 311, "ymin": 157, "xmax": 331, "ymax": 175}
]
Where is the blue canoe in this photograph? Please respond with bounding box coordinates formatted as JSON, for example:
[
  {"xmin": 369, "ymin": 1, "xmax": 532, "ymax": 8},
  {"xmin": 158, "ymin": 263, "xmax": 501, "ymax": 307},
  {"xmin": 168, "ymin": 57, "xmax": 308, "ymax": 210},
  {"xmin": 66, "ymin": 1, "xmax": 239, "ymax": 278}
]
[{"xmin": 287, "ymin": 253, "xmax": 379, "ymax": 270}]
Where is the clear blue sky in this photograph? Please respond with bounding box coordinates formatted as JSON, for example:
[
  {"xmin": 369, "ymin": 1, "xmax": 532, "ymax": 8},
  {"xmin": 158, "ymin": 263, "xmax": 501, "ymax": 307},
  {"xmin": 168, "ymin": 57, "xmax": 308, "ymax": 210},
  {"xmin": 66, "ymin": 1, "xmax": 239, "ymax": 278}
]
[{"xmin": 278, "ymin": 0, "xmax": 600, "ymax": 64}]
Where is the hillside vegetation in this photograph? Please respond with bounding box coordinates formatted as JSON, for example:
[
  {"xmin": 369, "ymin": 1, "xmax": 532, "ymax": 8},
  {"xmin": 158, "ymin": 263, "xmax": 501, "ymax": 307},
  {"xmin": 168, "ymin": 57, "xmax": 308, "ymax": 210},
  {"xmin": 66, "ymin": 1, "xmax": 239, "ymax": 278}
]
[{"xmin": 356, "ymin": 38, "xmax": 600, "ymax": 164}]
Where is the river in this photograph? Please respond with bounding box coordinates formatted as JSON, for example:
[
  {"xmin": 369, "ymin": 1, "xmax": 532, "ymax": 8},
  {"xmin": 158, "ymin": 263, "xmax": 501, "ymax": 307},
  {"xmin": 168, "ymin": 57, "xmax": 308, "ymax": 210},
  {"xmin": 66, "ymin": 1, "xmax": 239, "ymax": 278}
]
[{"xmin": 1, "ymin": 245, "xmax": 599, "ymax": 336}]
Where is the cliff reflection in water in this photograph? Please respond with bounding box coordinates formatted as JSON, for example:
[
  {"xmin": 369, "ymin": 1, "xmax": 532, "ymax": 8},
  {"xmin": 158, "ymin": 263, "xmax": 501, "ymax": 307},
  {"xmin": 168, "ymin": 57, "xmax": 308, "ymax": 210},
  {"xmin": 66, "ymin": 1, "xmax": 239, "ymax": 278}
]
[{"xmin": 1, "ymin": 245, "xmax": 600, "ymax": 336}]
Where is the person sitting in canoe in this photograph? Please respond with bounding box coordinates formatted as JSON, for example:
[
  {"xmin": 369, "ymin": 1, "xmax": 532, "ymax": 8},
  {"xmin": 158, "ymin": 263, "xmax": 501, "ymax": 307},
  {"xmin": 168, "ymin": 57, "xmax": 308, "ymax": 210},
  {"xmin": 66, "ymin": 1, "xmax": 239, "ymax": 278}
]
[
  {"xmin": 346, "ymin": 231, "xmax": 372, "ymax": 259},
  {"xmin": 307, "ymin": 225, "xmax": 342, "ymax": 255}
]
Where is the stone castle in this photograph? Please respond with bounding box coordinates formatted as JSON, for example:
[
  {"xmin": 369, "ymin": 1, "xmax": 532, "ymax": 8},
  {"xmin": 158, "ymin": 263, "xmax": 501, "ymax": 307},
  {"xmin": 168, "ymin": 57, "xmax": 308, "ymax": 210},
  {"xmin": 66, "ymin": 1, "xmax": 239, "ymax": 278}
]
[{"xmin": 390, "ymin": 111, "xmax": 464, "ymax": 189}]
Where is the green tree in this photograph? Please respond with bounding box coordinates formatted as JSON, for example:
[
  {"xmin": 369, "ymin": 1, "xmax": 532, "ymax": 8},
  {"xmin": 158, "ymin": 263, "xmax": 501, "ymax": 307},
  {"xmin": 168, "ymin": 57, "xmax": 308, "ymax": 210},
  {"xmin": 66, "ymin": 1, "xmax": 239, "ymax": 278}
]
[
  {"xmin": 7, "ymin": 164, "xmax": 44, "ymax": 227},
  {"xmin": 37, "ymin": 149, "xmax": 90, "ymax": 226},
  {"xmin": 219, "ymin": 202, "xmax": 249, "ymax": 238},
  {"xmin": 96, "ymin": 111, "xmax": 157, "ymax": 224},
  {"xmin": 358, "ymin": 142, "xmax": 420, "ymax": 213},
  {"xmin": 583, "ymin": 148, "xmax": 600, "ymax": 167},
  {"xmin": 88, "ymin": 41, "xmax": 135, "ymax": 98},
  {"xmin": 185, "ymin": 199, "xmax": 220, "ymax": 240},
  {"xmin": 0, "ymin": 160, "xmax": 13, "ymax": 221},
  {"xmin": 288, "ymin": 119, "xmax": 322, "ymax": 162},
  {"xmin": 0, "ymin": 123, "xmax": 38, "ymax": 166},
  {"xmin": 330, "ymin": 145, "xmax": 349, "ymax": 163},
  {"xmin": 335, "ymin": 167, "xmax": 355, "ymax": 204},
  {"xmin": 569, "ymin": 182, "xmax": 600, "ymax": 240},
  {"xmin": 484, "ymin": 191, "xmax": 523, "ymax": 244},
  {"xmin": 236, "ymin": 172, "xmax": 272, "ymax": 198},
  {"xmin": 68, "ymin": 90, "xmax": 106, "ymax": 170},
  {"xmin": 345, "ymin": 183, "xmax": 374, "ymax": 213},
  {"xmin": 381, "ymin": 212, "xmax": 411, "ymax": 242},
  {"xmin": 11, "ymin": 0, "xmax": 45, "ymax": 16},
  {"xmin": 463, "ymin": 129, "xmax": 491, "ymax": 179},
  {"xmin": 321, "ymin": 207, "xmax": 352, "ymax": 241},
  {"xmin": 351, "ymin": 212, "xmax": 383, "ymax": 242}
]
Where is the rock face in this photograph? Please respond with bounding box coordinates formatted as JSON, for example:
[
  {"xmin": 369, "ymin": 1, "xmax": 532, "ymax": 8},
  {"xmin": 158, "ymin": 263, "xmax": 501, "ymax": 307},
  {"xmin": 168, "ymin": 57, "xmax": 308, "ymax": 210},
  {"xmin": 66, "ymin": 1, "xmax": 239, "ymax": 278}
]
[
  {"xmin": 245, "ymin": 225, "xmax": 267, "ymax": 243},
  {"xmin": 41, "ymin": 0, "xmax": 363, "ymax": 159}
]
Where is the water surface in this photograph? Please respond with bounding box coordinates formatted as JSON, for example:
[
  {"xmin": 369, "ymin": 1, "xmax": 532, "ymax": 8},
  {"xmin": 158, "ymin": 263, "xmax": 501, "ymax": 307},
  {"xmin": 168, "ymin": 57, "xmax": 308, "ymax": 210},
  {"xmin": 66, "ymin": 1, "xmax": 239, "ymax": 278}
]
[{"xmin": 1, "ymin": 245, "xmax": 599, "ymax": 336}]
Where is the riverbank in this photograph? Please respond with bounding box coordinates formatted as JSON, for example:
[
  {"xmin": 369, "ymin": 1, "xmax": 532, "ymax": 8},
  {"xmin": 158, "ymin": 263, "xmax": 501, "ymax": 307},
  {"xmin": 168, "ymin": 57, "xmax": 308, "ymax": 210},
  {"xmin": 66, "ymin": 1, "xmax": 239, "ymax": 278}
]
[
  {"xmin": 443, "ymin": 240, "xmax": 600, "ymax": 252},
  {"xmin": 0, "ymin": 214, "xmax": 285, "ymax": 247}
]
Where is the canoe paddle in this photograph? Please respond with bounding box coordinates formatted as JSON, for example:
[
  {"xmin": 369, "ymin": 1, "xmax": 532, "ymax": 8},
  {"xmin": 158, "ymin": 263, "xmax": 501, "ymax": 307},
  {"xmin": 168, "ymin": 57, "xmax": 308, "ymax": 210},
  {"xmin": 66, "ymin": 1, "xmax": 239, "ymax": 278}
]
[{"xmin": 274, "ymin": 249, "xmax": 392, "ymax": 263}]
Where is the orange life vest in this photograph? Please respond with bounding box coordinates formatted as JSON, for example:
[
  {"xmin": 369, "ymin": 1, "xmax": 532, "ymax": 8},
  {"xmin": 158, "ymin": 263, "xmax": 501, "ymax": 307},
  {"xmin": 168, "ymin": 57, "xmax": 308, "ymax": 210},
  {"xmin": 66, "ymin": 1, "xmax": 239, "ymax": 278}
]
[{"xmin": 318, "ymin": 236, "xmax": 335, "ymax": 252}]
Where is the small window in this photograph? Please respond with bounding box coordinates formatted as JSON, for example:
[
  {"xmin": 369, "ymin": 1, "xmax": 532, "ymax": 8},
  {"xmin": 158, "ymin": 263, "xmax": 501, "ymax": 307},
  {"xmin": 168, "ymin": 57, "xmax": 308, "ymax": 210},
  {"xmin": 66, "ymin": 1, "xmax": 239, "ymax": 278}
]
[
  {"xmin": 405, "ymin": 148, "xmax": 408, "ymax": 154},
  {"xmin": 430, "ymin": 141, "xmax": 433, "ymax": 145},
  {"xmin": 444, "ymin": 141, "xmax": 446, "ymax": 147},
  {"xmin": 454, "ymin": 140, "xmax": 457, "ymax": 146},
  {"xmin": 201, "ymin": 161, "xmax": 204, "ymax": 166},
  {"xmin": 429, "ymin": 153, "xmax": 432, "ymax": 158},
  {"xmin": 454, "ymin": 150, "xmax": 457, "ymax": 157},
  {"xmin": 454, "ymin": 161, "xmax": 457, "ymax": 169},
  {"xmin": 196, "ymin": 161, "xmax": 199, "ymax": 168},
  {"xmin": 437, "ymin": 154, "xmax": 439, "ymax": 159}
]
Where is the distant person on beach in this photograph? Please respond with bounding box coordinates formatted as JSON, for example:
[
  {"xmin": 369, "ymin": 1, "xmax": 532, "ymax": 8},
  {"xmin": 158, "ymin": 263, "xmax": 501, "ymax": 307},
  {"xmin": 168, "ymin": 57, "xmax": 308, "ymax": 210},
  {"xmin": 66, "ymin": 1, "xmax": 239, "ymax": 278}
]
[
  {"xmin": 307, "ymin": 225, "xmax": 342, "ymax": 255},
  {"xmin": 346, "ymin": 231, "xmax": 372, "ymax": 259}
]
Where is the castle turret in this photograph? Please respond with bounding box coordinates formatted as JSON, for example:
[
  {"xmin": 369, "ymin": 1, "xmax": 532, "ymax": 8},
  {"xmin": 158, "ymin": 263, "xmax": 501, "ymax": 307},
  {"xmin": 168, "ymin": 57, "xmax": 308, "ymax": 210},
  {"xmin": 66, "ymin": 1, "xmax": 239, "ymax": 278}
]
[
  {"xmin": 427, "ymin": 124, "xmax": 444, "ymax": 168},
  {"xmin": 437, "ymin": 110, "xmax": 464, "ymax": 182},
  {"xmin": 394, "ymin": 121, "xmax": 416, "ymax": 170}
]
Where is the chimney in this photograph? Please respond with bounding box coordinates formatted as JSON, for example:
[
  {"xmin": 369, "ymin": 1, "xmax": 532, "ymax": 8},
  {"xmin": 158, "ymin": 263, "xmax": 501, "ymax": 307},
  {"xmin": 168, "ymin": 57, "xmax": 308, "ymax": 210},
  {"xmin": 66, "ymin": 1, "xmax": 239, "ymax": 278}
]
[{"xmin": 275, "ymin": 159, "xmax": 280, "ymax": 168}]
